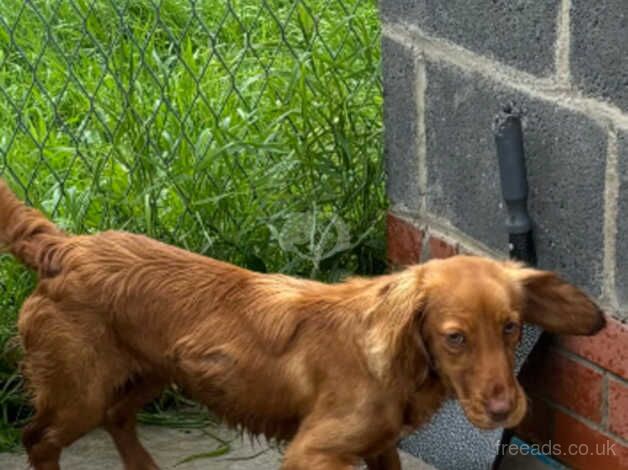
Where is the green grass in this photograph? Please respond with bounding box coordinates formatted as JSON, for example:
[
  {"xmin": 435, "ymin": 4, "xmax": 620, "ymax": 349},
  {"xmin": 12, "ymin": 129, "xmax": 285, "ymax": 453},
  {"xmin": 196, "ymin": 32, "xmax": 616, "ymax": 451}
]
[{"xmin": 0, "ymin": 0, "xmax": 384, "ymax": 451}]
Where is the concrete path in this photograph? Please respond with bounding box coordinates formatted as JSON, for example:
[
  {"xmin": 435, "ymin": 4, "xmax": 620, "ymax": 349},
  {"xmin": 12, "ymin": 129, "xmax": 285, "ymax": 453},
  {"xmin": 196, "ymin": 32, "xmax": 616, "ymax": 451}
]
[{"xmin": 0, "ymin": 424, "xmax": 436, "ymax": 469}]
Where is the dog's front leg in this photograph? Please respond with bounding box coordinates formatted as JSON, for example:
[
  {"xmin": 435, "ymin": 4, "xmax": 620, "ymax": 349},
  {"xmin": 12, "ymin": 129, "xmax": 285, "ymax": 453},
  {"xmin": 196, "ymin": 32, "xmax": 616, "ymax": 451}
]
[
  {"xmin": 282, "ymin": 405, "xmax": 401, "ymax": 470},
  {"xmin": 281, "ymin": 432, "xmax": 356, "ymax": 469},
  {"xmin": 281, "ymin": 416, "xmax": 359, "ymax": 470},
  {"xmin": 364, "ymin": 446, "xmax": 401, "ymax": 470},
  {"xmin": 281, "ymin": 450, "xmax": 355, "ymax": 470}
]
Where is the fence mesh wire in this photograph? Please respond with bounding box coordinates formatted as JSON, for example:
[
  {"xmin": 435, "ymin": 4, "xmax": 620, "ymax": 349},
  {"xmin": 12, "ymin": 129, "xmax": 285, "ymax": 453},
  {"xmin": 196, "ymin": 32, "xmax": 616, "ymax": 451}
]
[
  {"xmin": 0, "ymin": 1, "xmax": 383, "ymax": 441},
  {"xmin": 0, "ymin": 0, "xmax": 383, "ymax": 278}
]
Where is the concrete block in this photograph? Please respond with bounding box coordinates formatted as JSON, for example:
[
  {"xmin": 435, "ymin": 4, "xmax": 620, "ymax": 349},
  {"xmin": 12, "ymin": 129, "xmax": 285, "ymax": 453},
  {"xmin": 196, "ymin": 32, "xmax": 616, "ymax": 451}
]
[
  {"xmin": 380, "ymin": 0, "xmax": 557, "ymax": 76},
  {"xmin": 614, "ymin": 131, "xmax": 628, "ymax": 318},
  {"xmin": 382, "ymin": 37, "xmax": 422, "ymax": 212},
  {"xmin": 571, "ymin": 0, "xmax": 628, "ymax": 112},
  {"xmin": 424, "ymin": 61, "xmax": 606, "ymax": 295}
]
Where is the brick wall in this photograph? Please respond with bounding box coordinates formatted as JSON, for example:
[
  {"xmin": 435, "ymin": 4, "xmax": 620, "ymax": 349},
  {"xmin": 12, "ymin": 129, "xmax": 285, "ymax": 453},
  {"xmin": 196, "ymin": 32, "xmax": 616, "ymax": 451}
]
[{"xmin": 381, "ymin": 2, "xmax": 628, "ymax": 468}]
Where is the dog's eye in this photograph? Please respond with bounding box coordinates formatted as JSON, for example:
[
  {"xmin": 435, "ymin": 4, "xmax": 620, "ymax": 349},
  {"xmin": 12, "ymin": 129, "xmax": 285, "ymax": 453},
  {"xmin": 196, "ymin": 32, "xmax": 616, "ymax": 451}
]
[
  {"xmin": 503, "ymin": 321, "xmax": 519, "ymax": 335},
  {"xmin": 446, "ymin": 332, "xmax": 465, "ymax": 347}
]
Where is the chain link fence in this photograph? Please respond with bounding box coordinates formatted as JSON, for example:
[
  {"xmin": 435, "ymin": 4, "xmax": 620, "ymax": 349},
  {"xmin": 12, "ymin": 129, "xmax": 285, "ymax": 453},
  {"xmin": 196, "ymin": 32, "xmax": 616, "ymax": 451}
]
[
  {"xmin": 0, "ymin": 0, "xmax": 384, "ymax": 278},
  {"xmin": 0, "ymin": 0, "xmax": 384, "ymax": 438}
]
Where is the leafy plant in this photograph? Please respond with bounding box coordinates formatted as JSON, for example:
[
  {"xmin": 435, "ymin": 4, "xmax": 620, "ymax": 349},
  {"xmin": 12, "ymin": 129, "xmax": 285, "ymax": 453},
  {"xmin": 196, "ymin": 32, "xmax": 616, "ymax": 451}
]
[{"xmin": 0, "ymin": 0, "xmax": 384, "ymax": 450}]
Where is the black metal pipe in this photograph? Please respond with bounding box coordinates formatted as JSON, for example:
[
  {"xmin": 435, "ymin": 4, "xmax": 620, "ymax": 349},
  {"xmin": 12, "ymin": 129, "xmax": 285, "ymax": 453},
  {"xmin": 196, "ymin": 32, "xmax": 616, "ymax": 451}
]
[
  {"xmin": 492, "ymin": 107, "xmax": 538, "ymax": 470},
  {"xmin": 494, "ymin": 108, "xmax": 536, "ymax": 266}
]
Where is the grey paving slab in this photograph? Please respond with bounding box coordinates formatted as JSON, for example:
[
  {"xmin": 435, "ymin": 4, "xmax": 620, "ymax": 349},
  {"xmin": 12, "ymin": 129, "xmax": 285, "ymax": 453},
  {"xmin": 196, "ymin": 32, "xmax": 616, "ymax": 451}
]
[{"xmin": 0, "ymin": 424, "xmax": 436, "ymax": 470}]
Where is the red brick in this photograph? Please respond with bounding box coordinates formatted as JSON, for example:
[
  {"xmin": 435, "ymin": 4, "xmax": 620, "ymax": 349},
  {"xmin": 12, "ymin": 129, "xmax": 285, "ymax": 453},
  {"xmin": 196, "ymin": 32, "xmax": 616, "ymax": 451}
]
[
  {"xmin": 609, "ymin": 378, "xmax": 628, "ymax": 441},
  {"xmin": 558, "ymin": 317, "xmax": 628, "ymax": 379},
  {"xmin": 386, "ymin": 213, "xmax": 423, "ymax": 267},
  {"xmin": 553, "ymin": 410, "xmax": 628, "ymax": 470},
  {"xmin": 521, "ymin": 348, "xmax": 604, "ymax": 423},
  {"xmin": 427, "ymin": 235, "xmax": 457, "ymax": 259}
]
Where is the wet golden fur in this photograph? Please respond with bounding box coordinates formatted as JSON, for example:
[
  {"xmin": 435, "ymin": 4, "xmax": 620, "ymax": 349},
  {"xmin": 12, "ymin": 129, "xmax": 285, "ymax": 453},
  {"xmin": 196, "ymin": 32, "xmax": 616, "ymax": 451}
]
[{"xmin": 0, "ymin": 180, "xmax": 605, "ymax": 470}]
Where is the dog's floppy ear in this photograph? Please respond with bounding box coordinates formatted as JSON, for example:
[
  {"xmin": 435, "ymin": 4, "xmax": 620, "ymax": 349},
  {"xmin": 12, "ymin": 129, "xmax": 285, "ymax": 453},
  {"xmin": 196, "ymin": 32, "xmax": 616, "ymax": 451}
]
[
  {"xmin": 363, "ymin": 267, "xmax": 428, "ymax": 380},
  {"xmin": 508, "ymin": 265, "xmax": 605, "ymax": 335}
]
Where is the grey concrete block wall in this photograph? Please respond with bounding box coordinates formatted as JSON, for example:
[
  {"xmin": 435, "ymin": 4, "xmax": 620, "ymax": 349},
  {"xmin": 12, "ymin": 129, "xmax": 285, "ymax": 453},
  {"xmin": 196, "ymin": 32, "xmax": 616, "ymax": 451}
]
[
  {"xmin": 424, "ymin": 61, "xmax": 606, "ymax": 295},
  {"xmin": 616, "ymin": 131, "xmax": 628, "ymax": 307},
  {"xmin": 571, "ymin": 0, "xmax": 628, "ymax": 112},
  {"xmin": 382, "ymin": 37, "xmax": 422, "ymax": 213},
  {"xmin": 380, "ymin": 0, "xmax": 558, "ymax": 76},
  {"xmin": 382, "ymin": 0, "xmax": 628, "ymax": 319}
]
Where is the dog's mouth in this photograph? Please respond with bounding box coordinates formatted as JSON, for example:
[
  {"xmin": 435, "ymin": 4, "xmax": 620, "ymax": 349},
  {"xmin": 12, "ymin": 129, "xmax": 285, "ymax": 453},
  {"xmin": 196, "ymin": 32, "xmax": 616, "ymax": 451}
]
[
  {"xmin": 461, "ymin": 402, "xmax": 526, "ymax": 430},
  {"xmin": 457, "ymin": 388, "xmax": 528, "ymax": 430}
]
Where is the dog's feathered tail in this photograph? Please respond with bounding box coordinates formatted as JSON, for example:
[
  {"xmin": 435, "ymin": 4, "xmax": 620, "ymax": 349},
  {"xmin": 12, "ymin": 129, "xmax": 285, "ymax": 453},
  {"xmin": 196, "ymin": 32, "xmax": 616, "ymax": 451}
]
[{"xmin": 0, "ymin": 180, "xmax": 66, "ymax": 272}]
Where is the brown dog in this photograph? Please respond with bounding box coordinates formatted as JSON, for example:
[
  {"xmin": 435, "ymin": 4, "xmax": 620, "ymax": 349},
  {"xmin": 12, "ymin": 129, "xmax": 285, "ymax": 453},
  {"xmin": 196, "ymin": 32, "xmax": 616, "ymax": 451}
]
[{"xmin": 0, "ymin": 180, "xmax": 604, "ymax": 470}]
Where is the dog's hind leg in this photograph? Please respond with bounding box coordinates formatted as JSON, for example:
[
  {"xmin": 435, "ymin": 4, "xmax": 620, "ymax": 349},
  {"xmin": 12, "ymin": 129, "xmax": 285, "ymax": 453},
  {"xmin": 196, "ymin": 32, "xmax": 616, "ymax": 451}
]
[
  {"xmin": 21, "ymin": 357, "xmax": 109, "ymax": 469},
  {"xmin": 104, "ymin": 376, "xmax": 165, "ymax": 470},
  {"xmin": 22, "ymin": 400, "xmax": 106, "ymax": 470},
  {"xmin": 19, "ymin": 295, "xmax": 116, "ymax": 469}
]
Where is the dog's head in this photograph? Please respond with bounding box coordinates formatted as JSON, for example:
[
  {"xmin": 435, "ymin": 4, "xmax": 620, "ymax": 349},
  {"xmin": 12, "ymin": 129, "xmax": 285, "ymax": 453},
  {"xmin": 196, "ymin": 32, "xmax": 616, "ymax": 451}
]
[{"xmin": 366, "ymin": 255, "xmax": 605, "ymax": 430}]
